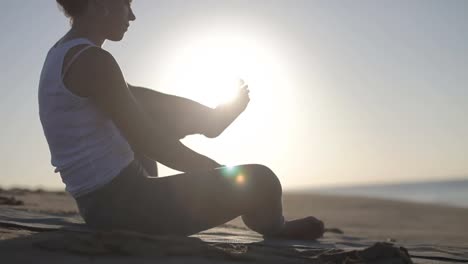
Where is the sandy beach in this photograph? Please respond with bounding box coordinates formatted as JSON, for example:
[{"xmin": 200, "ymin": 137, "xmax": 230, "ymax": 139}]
[{"xmin": 1, "ymin": 188, "xmax": 467, "ymax": 263}]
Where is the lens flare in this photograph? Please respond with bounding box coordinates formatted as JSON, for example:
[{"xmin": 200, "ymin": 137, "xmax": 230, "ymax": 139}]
[
  {"xmin": 221, "ymin": 166, "xmax": 238, "ymax": 177},
  {"xmin": 236, "ymin": 174, "xmax": 245, "ymax": 184}
]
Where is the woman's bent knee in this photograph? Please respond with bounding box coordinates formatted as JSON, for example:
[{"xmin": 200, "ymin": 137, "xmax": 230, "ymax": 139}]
[{"xmin": 244, "ymin": 164, "xmax": 282, "ymax": 197}]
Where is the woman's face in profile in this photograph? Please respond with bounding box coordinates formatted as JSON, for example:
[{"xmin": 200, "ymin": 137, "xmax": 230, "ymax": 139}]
[{"xmin": 101, "ymin": 0, "xmax": 136, "ymax": 41}]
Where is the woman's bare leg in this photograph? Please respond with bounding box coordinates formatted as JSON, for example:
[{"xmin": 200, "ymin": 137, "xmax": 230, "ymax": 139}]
[
  {"xmin": 130, "ymin": 85, "xmax": 248, "ymax": 139},
  {"xmin": 130, "ymin": 86, "xmax": 215, "ymax": 139},
  {"xmin": 138, "ymin": 163, "xmax": 324, "ymax": 238},
  {"xmin": 77, "ymin": 161, "xmax": 324, "ymax": 239},
  {"xmin": 139, "ymin": 164, "xmax": 286, "ymax": 236}
]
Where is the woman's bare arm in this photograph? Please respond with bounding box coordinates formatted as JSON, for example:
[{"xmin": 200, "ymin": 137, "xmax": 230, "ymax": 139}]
[{"xmin": 66, "ymin": 47, "xmax": 221, "ymax": 173}]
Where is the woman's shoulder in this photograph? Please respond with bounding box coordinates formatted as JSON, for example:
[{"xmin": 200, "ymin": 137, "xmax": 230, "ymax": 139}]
[
  {"xmin": 64, "ymin": 44, "xmax": 112, "ymax": 68},
  {"xmin": 63, "ymin": 45, "xmax": 118, "ymax": 98}
]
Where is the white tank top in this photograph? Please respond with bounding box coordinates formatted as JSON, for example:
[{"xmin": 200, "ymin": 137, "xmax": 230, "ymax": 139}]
[{"xmin": 38, "ymin": 38, "xmax": 134, "ymax": 198}]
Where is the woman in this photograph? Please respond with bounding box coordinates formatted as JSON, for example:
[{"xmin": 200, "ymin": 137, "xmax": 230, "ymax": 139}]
[{"xmin": 39, "ymin": 0, "xmax": 325, "ymax": 239}]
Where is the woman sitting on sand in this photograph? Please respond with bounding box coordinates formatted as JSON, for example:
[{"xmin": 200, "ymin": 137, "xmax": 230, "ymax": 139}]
[{"xmin": 38, "ymin": 0, "xmax": 325, "ymax": 240}]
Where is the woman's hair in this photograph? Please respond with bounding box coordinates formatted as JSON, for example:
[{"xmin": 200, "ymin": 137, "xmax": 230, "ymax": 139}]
[{"xmin": 56, "ymin": 0, "xmax": 89, "ymax": 20}]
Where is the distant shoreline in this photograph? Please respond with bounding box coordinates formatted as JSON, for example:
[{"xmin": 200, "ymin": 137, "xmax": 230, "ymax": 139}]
[
  {"xmin": 3, "ymin": 177, "xmax": 468, "ymax": 209},
  {"xmin": 294, "ymin": 178, "xmax": 468, "ymax": 209}
]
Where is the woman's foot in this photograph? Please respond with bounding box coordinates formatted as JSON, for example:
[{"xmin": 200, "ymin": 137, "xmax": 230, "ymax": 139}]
[{"xmin": 265, "ymin": 216, "xmax": 325, "ymax": 240}]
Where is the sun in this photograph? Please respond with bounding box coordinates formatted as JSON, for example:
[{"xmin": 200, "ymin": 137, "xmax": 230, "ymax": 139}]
[
  {"xmin": 151, "ymin": 29, "xmax": 299, "ymax": 176},
  {"xmin": 158, "ymin": 31, "xmax": 287, "ymax": 108}
]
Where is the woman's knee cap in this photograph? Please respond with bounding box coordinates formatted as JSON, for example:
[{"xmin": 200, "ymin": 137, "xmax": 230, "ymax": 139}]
[{"xmin": 248, "ymin": 164, "xmax": 282, "ymax": 196}]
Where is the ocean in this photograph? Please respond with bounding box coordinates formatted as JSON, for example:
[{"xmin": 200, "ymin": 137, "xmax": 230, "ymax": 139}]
[{"xmin": 308, "ymin": 179, "xmax": 468, "ymax": 209}]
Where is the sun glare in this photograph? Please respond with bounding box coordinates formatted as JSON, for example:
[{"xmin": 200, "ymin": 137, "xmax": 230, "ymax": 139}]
[
  {"xmin": 159, "ymin": 31, "xmax": 289, "ymax": 108},
  {"xmin": 153, "ymin": 29, "xmax": 298, "ymax": 173}
]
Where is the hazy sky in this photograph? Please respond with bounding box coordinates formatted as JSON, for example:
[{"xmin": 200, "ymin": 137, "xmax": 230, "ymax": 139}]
[{"xmin": 1, "ymin": 0, "xmax": 467, "ymax": 190}]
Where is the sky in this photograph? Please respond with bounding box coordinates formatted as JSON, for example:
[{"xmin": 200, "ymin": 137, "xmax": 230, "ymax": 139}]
[{"xmin": 1, "ymin": 0, "xmax": 467, "ymax": 190}]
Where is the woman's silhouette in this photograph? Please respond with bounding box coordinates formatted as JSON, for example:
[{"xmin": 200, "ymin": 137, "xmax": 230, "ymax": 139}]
[{"xmin": 39, "ymin": 0, "xmax": 324, "ymax": 239}]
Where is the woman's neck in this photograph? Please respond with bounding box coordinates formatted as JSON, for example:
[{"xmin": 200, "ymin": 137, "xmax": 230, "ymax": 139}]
[{"xmin": 62, "ymin": 19, "xmax": 106, "ymax": 47}]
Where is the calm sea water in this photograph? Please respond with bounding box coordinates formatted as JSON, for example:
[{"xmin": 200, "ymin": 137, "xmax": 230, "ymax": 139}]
[{"xmin": 309, "ymin": 179, "xmax": 468, "ymax": 208}]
